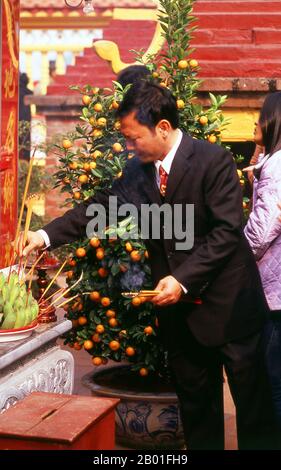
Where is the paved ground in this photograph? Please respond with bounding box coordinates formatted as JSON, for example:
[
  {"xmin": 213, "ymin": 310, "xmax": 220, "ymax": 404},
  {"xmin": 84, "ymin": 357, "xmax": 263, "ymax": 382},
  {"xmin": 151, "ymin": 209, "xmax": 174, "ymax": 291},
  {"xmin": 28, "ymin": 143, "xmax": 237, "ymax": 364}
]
[{"xmin": 59, "ymin": 340, "xmax": 238, "ymax": 450}]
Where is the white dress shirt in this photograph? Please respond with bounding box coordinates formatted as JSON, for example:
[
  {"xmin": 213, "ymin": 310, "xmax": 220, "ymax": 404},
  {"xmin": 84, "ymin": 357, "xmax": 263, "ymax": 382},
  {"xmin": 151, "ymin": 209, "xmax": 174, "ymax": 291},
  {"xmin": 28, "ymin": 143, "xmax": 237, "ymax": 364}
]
[
  {"xmin": 37, "ymin": 229, "xmax": 51, "ymax": 249},
  {"xmin": 153, "ymin": 130, "xmax": 187, "ymax": 293},
  {"xmin": 154, "ymin": 129, "xmax": 183, "ymax": 187}
]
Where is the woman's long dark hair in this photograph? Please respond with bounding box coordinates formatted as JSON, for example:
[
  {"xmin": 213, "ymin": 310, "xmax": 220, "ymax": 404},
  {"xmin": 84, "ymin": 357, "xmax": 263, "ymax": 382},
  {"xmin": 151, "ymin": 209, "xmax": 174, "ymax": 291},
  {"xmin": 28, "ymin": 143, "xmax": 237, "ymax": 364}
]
[{"xmin": 260, "ymin": 91, "xmax": 281, "ymax": 157}]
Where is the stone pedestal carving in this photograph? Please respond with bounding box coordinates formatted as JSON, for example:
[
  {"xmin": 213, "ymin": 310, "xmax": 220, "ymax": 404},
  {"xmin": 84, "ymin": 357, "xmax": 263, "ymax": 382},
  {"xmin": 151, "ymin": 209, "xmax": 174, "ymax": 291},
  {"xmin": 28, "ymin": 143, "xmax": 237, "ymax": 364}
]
[{"xmin": 0, "ymin": 315, "xmax": 74, "ymax": 412}]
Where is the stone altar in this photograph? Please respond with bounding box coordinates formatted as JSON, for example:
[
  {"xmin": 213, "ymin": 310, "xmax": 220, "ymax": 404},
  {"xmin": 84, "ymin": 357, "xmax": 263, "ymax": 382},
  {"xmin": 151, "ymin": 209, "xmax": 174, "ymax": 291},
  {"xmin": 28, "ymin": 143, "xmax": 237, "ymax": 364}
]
[{"xmin": 0, "ymin": 311, "xmax": 74, "ymax": 412}]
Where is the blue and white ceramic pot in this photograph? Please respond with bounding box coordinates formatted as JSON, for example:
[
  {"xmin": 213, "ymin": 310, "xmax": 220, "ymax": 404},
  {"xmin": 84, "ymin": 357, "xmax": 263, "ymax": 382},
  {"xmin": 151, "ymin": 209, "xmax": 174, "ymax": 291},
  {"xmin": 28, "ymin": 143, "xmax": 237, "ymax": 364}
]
[{"xmin": 82, "ymin": 364, "xmax": 184, "ymax": 450}]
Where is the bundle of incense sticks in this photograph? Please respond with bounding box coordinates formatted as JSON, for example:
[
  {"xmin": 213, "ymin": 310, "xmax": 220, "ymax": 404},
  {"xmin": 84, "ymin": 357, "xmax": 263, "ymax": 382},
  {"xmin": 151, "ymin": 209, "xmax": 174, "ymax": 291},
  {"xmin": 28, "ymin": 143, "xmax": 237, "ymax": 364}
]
[
  {"xmin": 8, "ymin": 150, "xmax": 36, "ymax": 281},
  {"xmin": 122, "ymin": 290, "xmax": 160, "ymax": 299},
  {"xmin": 23, "ymin": 194, "xmax": 39, "ymax": 246},
  {"xmin": 42, "ymin": 271, "xmax": 84, "ymax": 309}
]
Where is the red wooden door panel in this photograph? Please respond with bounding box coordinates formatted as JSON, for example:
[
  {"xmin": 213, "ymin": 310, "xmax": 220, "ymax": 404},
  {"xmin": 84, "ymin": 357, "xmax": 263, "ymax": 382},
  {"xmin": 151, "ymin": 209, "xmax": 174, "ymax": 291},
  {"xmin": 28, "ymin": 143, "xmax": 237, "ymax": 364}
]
[{"xmin": 0, "ymin": 0, "xmax": 19, "ymax": 268}]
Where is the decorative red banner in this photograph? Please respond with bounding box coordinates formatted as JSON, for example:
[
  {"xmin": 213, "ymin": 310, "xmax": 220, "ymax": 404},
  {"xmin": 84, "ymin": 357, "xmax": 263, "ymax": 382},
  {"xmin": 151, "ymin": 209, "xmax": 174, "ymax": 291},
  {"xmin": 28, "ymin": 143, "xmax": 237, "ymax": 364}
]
[{"xmin": 0, "ymin": 0, "xmax": 19, "ymax": 268}]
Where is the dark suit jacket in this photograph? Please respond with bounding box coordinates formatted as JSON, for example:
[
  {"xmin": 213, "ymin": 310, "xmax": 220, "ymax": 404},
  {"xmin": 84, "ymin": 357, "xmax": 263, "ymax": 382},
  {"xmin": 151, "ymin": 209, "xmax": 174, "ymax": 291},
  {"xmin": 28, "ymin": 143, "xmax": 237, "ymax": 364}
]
[{"xmin": 44, "ymin": 132, "xmax": 268, "ymax": 346}]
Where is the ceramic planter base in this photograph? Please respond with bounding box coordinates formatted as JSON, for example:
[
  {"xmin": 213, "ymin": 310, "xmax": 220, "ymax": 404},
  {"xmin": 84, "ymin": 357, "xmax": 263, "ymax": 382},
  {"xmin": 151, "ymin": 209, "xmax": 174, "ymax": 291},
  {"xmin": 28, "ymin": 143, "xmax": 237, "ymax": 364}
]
[{"xmin": 82, "ymin": 364, "xmax": 185, "ymax": 450}]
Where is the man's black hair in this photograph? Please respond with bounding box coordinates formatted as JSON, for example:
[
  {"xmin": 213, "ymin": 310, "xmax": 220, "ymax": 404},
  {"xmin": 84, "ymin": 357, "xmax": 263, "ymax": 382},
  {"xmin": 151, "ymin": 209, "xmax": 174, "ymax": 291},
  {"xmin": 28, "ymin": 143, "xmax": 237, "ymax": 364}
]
[
  {"xmin": 116, "ymin": 81, "xmax": 179, "ymax": 129},
  {"xmin": 117, "ymin": 65, "xmax": 151, "ymax": 88},
  {"xmin": 259, "ymin": 91, "xmax": 281, "ymax": 157},
  {"xmin": 20, "ymin": 72, "xmax": 29, "ymax": 87}
]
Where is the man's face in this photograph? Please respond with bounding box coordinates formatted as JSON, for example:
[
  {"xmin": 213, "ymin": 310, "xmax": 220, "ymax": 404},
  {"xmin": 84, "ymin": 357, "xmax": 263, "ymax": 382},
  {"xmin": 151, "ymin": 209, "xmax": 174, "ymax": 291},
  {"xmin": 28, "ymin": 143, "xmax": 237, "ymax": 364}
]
[{"xmin": 120, "ymin": 111, "xmax": 166, "ymax": 163}]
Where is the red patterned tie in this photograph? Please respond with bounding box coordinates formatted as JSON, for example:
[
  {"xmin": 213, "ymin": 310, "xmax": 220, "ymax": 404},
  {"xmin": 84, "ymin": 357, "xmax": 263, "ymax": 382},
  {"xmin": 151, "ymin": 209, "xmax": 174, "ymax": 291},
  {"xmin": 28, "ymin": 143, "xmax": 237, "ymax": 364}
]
[{"xmin": 159, "ymin": 165, "xmax": 168, "ymax": 197}]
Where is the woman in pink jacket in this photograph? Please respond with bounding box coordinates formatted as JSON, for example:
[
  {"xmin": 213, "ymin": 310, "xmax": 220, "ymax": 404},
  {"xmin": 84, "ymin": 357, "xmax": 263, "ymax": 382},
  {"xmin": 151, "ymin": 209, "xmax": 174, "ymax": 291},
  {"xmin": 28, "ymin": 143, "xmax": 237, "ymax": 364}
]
[{"xmin": 244, "ymin": 92, "xmax": 281, "ymax": 427}]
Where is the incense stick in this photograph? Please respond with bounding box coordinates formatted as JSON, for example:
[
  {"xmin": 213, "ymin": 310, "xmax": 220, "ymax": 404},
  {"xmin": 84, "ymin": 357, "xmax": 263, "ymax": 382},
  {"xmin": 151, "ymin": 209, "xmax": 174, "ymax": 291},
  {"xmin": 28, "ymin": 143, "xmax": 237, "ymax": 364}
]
[
  {"xmin": 122, "ymin": 290, "xmax": 160, "ymax": 298},
  {"xmin": 9, "ymin": 150, "xmax": 36, "ymax": 276},
  {"xmin": 42, "ymin": 287, "xmax": 93, "ymax": 305},
  {"xmin": 38, "ymin": 258, "xmax": 68, "ymax": 303},
  {"xmin": 52, "ymin": 294, "xmax": 80, "ymax": 311},
  {"xmin": 22, "ymin": 250, "xmax": 46, "ymax": 288},
  {"xmin": 48, "ymin": 271, "xmax": 84, "ymax": 309},
  {"xmin": 23, "ymin": 205, "xmax": 33, "ymax": 247},
  {"xmin": 27, "ymin": 251, "xmax": 47, "ymax": 292},
  {"xmin": 40, "ymin": 287, "xmax": 65, "ymax": 305},
  {"xmin": 23, "ymin": 195, "xmax": 37, "ymax": 247},
  {"xmin": 22, "ymin": 255, "xmax": 29, "ymax": 276},
  {"xmin": 17, "ymin": 196, "xmax": 36, "ymax": 277},
  {"xmin": 15, "ymin": 151, "xmax": 36, "ymax": 244},
  {"xmin": 140, "ymin": 290, "xmax": 161, "ymax": 294}
]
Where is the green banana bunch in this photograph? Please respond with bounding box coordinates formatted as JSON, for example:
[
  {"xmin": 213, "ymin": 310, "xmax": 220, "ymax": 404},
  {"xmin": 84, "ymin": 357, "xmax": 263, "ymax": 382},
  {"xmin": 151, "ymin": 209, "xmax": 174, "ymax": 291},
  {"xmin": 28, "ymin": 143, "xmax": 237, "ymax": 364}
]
[
  {"xmin": 10, "ymin": 283, "xmax": 20, "ymax": 306},
  {"xmin": 31, "ymin": 301, "xmax": 39, "ymax": 320},
  {"xmin": 14, "ymin": 298, "xmax": 24, "ymax": 311},
  {"xmin": 14, "ymin": 309, "xmax": 27, "ymax": 329},
  {"xmin": 0, "ymin": 273, "xmax": 5, "ymax": 290},
  {"xmin": 0, "ymin": 295, "xmax": 4, "ymax": 313},
  {"xmin": 0, "ymin": 270, "xmax": 39, "ymax": 330},
  {"xmin": 1, "ymin": 313, "xmax": 17, "ymax": 330},
  {"xmin": 24, "ymin": 307, "xmax": 33, "ymax": 327},
  {"xmin": 1, "ymin": 284, "xmax": 9, "ymax": 303},
  {"xmin": 2, "ymin": 301, "xmax": 17, "ymax": 329},
  {"xmin": 9, "ymin": 272, "xmax": 18, "ymax": 290}
]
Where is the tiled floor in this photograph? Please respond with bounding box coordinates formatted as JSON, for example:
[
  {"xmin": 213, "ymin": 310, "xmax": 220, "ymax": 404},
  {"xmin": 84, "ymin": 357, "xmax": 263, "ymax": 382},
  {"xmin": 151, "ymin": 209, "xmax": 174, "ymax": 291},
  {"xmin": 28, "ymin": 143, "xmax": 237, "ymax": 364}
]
[{"xmin": 59, "ymin": 339, "xmax": 238, "ymax": 450}]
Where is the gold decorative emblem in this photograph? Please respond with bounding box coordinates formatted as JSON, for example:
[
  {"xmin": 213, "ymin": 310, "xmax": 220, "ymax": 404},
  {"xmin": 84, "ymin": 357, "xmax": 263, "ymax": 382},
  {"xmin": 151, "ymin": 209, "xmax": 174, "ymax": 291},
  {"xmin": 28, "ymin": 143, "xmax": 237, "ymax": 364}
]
[
  {"xmin": 4, "ymin": 235, "xmax": 13, "ymax": 267},
  {"xmin": 3, "ymin": 171, "xmax": 15, "ymax": 218},
  {"xmin": 4, "ymin": 63, "xmax": 16, "ymax": 99},
  {"xmin": 5, "ymin": 109, "xmax": 16, "ymax": 154},
  {"xmin": 93, "ymin": 4, "xmax": 165, "ymax": 74},
  {"xmin": 3, "ymin": 0, "xmax": 19, "ymax": 70}
]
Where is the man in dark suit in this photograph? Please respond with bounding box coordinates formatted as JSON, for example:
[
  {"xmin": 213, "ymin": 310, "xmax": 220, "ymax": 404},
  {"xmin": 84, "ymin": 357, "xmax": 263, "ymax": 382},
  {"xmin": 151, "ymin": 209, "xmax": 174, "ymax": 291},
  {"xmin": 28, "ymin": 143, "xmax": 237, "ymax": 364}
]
[{"xmin": 21, "ymin": 82, "xmax": 278, "ymax": 449}]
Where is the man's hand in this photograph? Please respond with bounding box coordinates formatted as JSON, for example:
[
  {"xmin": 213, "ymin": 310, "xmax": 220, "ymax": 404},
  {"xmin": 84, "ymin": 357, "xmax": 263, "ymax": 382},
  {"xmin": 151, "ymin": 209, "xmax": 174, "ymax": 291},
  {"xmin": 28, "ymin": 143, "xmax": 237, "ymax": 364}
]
[
  {"xmin": 151, "ymin": 275, "xmax": 183, "ymax": 307},
  {"xmin": 13, "ymin": 231, "xmax": 45, "ymax": 257}
]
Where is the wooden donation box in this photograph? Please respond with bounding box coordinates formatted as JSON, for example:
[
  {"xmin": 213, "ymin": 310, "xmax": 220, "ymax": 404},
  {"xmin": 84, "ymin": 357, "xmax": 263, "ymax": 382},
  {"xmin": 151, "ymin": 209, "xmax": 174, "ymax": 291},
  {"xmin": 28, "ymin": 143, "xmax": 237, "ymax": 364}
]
[{"xmin": 0, "ymin": 392, "xmax": 119, "ymax": 450}]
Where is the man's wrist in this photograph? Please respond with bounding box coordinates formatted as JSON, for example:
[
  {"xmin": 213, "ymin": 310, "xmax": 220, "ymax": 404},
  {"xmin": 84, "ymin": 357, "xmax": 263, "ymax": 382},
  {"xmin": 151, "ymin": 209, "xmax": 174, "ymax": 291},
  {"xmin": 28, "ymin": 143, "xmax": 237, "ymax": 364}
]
[
  {"xmin": 171, "ymin": 275, "xmax": 188, "ymax": 294},
  {"xmin": 37, "ymin": 229, "xmax": 51, "ymax": 249},
  {"xmin": 179, "ymin": 282, "xmax": 188, "ymax": 294}
]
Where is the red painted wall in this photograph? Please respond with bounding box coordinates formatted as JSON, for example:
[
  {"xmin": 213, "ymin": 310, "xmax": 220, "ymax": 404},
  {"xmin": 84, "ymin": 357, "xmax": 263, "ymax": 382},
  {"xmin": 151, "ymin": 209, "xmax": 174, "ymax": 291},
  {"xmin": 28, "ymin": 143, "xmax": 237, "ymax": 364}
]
[
  {"xmin": 47, "ymin": 0, "xmax": 281, "ymax": 95},
  {"xmin": 44, "ymin": 0, "xmax": 281, "ymax": 222}
]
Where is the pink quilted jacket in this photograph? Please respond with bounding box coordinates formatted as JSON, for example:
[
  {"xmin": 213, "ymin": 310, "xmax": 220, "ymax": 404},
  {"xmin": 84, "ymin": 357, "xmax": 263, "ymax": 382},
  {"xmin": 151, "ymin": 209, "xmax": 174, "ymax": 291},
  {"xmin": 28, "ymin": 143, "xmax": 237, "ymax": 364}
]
[{"xmin": 244, "ymin": 150, "xmax": 281, "ymax": 311}]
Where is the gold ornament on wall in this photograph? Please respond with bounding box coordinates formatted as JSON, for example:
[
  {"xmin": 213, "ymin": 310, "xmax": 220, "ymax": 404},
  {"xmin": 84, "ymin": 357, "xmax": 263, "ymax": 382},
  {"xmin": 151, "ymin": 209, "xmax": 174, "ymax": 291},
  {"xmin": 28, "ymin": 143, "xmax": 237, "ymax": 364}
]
[
  {"xmin": 4, "ymin": 234, "xmax": 13, "ymax": 267},
  {"xmin": 3, "ymin": 171, "xmax": 15, "ymax": 218},
  {"xmin": 4, "ymin": 63, "xmax": 16, "ymax": 99},
  {"xmin": 5, "ymin": 109, "xmax": 16, "ymax": 155},
  {"xmin": 93, "ymin": 2, "xmax": 165, "ymax": 74},
  {"xmin": 3, "ymin": 0, "xmax": 19, "ymax": 70}
]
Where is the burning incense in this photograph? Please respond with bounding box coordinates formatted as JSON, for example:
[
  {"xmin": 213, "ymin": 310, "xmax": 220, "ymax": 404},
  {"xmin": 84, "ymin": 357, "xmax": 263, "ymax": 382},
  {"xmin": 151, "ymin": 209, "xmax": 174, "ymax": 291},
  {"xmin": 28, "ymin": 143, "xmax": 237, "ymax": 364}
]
[
  {"xmin": 38, "ymin": 258, "xmax": 68, "ymax": 304},
  {"xmin": 23, "ymin": 250, "xmax": 47, "ymax": 288},
  {"xmin": 48, "ymin": 271, "xmax": 84, "ymax": 309},
  {"xmin": 9, "ymin": 150, "xmax": 36, "ymax": 278},
  {"xmin": 14, "ymin": 150, "xmax": 36, "ymax": 247},
  {"xmin": 41, "ymin": 287, "xmax": 65, "ymax": 305},
  {"xmin": 43, "ymin": 288, "xmax": 93, "ymax": 306},
  {"xmin": 52, "ymin": 294, "xmax": 80, "ymax": 311},
  {"xmin": 23, "ymin": 195, "xmax": 38, "ymax": 247},
  {"xmin": 17, "ymin": 195, "xmax": 38, "ymax": 276},
  {"xmin": 22, "ymin": 255, "xmax": 29, "ymax": 277},
  {"xmin": 122, "ymin": 290, "xmax": 160, "ymax": 299}
]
